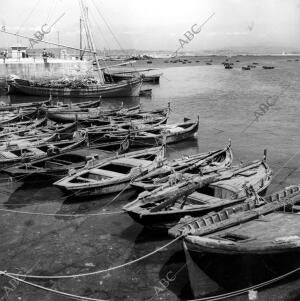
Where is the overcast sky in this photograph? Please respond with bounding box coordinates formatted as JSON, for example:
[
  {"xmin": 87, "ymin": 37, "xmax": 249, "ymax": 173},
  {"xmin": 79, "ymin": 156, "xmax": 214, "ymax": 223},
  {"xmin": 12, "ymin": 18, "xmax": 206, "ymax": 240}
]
[{"xmin": 1, "ymin": 0, "xmax": 300, "ymax": 53}]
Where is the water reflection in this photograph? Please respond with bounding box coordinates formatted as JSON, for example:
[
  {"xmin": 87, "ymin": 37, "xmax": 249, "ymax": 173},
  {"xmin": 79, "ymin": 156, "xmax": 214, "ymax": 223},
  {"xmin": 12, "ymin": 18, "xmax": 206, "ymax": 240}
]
[{"xmin": 185, "ymin": 249, "xmax": 300, "ymax": 299}]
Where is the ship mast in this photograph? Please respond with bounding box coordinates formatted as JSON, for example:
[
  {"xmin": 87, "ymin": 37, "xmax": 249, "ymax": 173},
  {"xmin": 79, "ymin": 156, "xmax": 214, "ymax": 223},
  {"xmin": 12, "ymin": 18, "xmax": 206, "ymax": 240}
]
[
  {"xmin": 79, "ymin": 0, "xmax": 104, "ymax": 83},
  {"xmin": 79, "ymin": 17, "xmax": 82, "ymax": 60}
]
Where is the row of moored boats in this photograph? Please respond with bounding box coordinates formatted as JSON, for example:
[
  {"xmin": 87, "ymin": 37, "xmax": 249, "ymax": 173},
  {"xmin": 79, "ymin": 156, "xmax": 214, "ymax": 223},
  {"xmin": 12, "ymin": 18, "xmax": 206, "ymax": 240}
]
[{"xmin": 1, "ymin": 98, "xmax": 300, "ymax": 258}]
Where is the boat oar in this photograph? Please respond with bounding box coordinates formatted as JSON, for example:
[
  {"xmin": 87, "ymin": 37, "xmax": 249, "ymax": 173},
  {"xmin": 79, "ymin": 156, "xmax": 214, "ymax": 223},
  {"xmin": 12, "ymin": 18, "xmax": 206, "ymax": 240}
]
[
  {"xmin": 147, "ymin": 174, "xmax": 220, "ymax": 213},
  {"xmin": 138, "ymin": 147, "xmax": 229, "ymax": 185}
]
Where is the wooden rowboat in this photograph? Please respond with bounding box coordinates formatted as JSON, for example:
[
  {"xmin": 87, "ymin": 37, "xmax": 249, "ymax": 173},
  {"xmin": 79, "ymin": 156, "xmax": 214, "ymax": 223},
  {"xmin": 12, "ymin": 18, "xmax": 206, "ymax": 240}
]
[
  {"xmin": 54, "ymin": 146, "xmax": 165, "ymax": 197},
  {"xmin": 0, "ymin": 134, "xmax": 87, "ymax": 168},
  {"xmin": 0, "ymin": 108, "xmax": 41, "ymax": 125},
  {"xmin": 169, "ymin": 185, "xmax": 300, "ymax": 238},
  {"xmin": 124, "ymin": 155, "xmax": 271, "ymax": 230},
  {"xmin": 45, "ymin": 104, "xmax": 141, "ymax": 123},
  {"xmin": 103, "ymin": 71, "xmax": 162, "ymax": 84},
  {"xmin": 132, "ymin": 143, "xmax": 233, "ymax": 191},
  {"xmin": 0, "ymin": 116, "xmax": 48, "ymax": 133},
  {"xmin": 0, "ymin": 99, "xmax": 50, "ymax": 111},
  {"xmin": 129, "ymin": 117, "xmax": 199, "ymax": 147},
  {"xmin": 0, "ymin": 122, "xmax": 77, "ymax": 142},
  {"xmin": 173, "ymin": 185, "xmax": 300, "ymax": 254},
  {"xmin": 3, "ymin": 148, "xmax": 115, "ymax": 182},
  {"xmin": 178, "ymin": 186, "xmax": 300, "ymax": 299}
]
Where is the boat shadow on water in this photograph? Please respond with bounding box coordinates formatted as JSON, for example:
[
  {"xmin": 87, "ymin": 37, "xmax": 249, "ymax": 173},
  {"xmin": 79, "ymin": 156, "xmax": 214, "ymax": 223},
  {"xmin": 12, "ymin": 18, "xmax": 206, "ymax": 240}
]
[
  {"xmin": 119, "ymin": 224, "xmax": 171, "ymax": 244},
  {"xmin": 157, "ymin": 250, "xmax": 194, "ymax": 300},
  {"xmin": 185, "ymin": 249, "xmax": 300, "ymax": 299},
  {"xmin": 54, "ymin": 188, "xmax": 139, "ymax": 221},
  {"xmin": 61, "ymin": 186, "xmax": 139, "ymax": 204},
  {"xmin": 3, "ymin": 181, "xmax": 63, "ymax": 209}
]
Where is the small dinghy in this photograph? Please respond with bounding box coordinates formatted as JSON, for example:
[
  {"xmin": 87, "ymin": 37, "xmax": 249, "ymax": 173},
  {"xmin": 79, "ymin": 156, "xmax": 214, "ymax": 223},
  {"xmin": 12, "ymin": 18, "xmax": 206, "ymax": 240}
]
[
  {"xmin": 4, "ymin": 148, "xmax": 114, "ymax": 182},
  {"xmin": 129, "ymin": 117, "xmax": 199, "ymax": 147},
  {"xmin": 123, "ymin": 154, "xmax": 271, "ymax": 230},
  {"xmin": 54, "ymin": 146, "xmax": 165, "ymax": 197},
  {"xmin": 173, "ymin": 185, "xmax": 300, "ymax": 255}
]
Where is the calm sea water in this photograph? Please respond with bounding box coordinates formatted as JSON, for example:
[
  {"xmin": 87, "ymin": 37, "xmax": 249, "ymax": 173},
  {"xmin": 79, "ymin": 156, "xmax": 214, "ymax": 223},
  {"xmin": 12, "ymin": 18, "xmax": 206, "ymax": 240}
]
[{"xmin": 0, "ymin": 56, "xmax": 300, "ymax": 300}]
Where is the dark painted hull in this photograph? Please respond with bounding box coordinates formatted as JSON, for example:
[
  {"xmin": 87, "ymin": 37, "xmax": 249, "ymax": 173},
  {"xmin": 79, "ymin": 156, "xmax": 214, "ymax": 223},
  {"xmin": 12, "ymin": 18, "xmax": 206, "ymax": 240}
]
[
  {"xmin": 130, "ymin": 121, "xmax": 199, "ymax": 147},
  {"xmin": 3, "ymin": 148, "xmax": 114, "ymax": 182},
  {"xmin": 0, "ymin": 109, "xmax": 40, "ymax": 125},
  {"xmin": 126, "ymin": 186, "xmax": 269, "ymax": 231},
  {"xmin": 0, "ymin": 138, "xmax": 87, "ymax": 168},
  {"xmin": 8, "ymin": 78, "xmax": 142, "ymax": 98},
  {"xmin": 104, "ymin": 71, "xmax": 161, "ymax": 84}
]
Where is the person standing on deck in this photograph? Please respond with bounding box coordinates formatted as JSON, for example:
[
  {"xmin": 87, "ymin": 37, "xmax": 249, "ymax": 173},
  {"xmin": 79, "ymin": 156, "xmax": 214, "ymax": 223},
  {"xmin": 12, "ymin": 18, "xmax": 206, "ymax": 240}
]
[
  {"xmin": 42, "ymin": 48, "xmax": 48, "ymax": 63},
  {"xmin": 3, "ymin": 49, "xmax": 8, "ymax": 63}
]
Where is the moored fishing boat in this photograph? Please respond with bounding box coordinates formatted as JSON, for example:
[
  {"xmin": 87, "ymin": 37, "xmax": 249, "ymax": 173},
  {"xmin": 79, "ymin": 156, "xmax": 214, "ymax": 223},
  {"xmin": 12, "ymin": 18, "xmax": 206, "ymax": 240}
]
[
  {"xmin": 0, "ymin": 121, "xmax": 77, "ymax": 142},
  {"xmin": 169, "ymin": 185, "xmax": 300, "ymax": 238},
  {"xmin": 54, "ymin": 146, "xmax": 165, "ymax": 197},
  {"xmin": 0, "ymin": 99, "xmax": 50, "ymax": 111},
  {"xmin": 85, "ymin": 108, "xmax": 171, "ymax": 146},
  {"xmin": 132, "ymin": 143, "xmax": 233, "ymax": 191},
  {"xmin": 0, "ymin": 132, "xmax": 87, "ymax": 168},
  {"xmin": 8, "ymin": 77, "xmax": 143, "ymax": 98},
  {"xmin": 3, "ymin": 148, "xmax": 115, "ymax": 182},
  {"xmin": 45, "ymin": 98, "xmax": 102, "ymax": 111},
  {"xmin": 171, "ymin": 185, "xmax": 300, "ymax": 254},
  {"xmin": 0, "ymin": 133, "xmax": 59, "ymax": 150},
  {"xmin": 0, "ymin": 108, "xmax": 41, "ymax": 125},
  {"xmin": 103, "ymin": 70, "xmax": 162, "ymax": 84},
  {"xmin": 124, "ymin": 154, "xmax": 271, "ymax": 230},
  {"xmin": 0, "ymin": 116, "xmax": 47, "ymax": 133},
  {"xmin": 128, "ymin": 117, "xmax": 199, "ymax": 147},
  {"xmin": 88, "ymin": 135, "xmax": 131, "ymax": 153},
  {"xmin": 45, "ymin": 104, "xmax": 141, "ymax": 123},
  {"xmin": 168, "ymin": 186, "xmax": 300, "ymax": 299}
]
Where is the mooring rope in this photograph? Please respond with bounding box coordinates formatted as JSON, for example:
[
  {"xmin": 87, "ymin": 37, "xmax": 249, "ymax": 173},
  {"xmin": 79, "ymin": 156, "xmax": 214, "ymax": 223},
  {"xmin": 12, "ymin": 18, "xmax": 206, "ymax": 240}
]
[
  {"xmin": 0, "ymin": 272, "xmax": 108, "ymax": 301},
  {"xmin": 186, "ymin": 267, "xmax": 300, "ymax": 301},
  {"xmin": 0, "ymin": 207, "xmax": 123, "ymax": 217},
  {"xmin": 5, "ymin": 235, "xmax": 183, "ymax": 279},
  {"xmin": 1, "ymin": 262, "xmax": 299, "ymax": 301}
]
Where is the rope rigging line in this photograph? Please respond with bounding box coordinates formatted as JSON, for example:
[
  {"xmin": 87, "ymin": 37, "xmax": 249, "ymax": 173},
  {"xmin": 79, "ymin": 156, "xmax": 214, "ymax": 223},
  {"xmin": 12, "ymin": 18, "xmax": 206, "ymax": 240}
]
[
  {"xmin": 90, "ymin": 0, "xmax": 126, "ymax": 54},
  {"xmin": 90, "ymin": 0, "xmax": 139, "ymax": 73},
  {"xmin": 16, "ymin": 0, "xmax": 42, "ymax": 34},
  {"xmin": 186, "ymin": 267, "xmax": 300, "ymax": 301},
  {"xmin": 1, "ymin": 263, "xmax": 299, "ymax": 301},
  {"xmin": 0, "ymin": 207, "xmax": 123, "ymax": 217},
  {"xmin": 0, "ymin": 272, "xmax": 108, "ymax": 301},
  {"xmin": 6, "ymin": 235, "xmax": 183, "ymax": 279}
]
